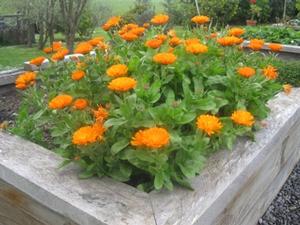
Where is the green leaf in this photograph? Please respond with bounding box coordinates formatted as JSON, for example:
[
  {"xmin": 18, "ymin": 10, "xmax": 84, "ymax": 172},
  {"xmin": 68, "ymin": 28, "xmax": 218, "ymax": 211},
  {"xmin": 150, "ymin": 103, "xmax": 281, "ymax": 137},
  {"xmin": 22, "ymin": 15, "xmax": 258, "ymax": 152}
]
[
  {"xmin": 104, "ymin": 118, "xmax": 127, "ymax": 128},
  {"xmin": 154, "ymin": 172, "xmax": 164, "ymax": 190},
  {"xmin": 177, "ymin": 113, "xmax": 196, "ymax": 125},
  {"xmin": 79, "ymin": 170, "xmax": 95, "ymax": 179},
  {"xmin": 195, "ymin": 98, "xmax": 217, "ymax": 111},
  {"xmin": 111, "ymin": 139, "xmax": 129, "ymax": 155},
  {"xmin": 58, "ymin": 159, "xmax": 72, "ymax": 169}
]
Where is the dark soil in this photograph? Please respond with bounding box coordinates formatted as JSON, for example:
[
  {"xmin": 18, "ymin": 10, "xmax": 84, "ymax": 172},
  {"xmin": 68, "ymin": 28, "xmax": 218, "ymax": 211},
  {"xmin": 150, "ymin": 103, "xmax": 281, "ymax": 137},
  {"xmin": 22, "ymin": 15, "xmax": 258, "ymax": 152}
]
[{"xmin": 0, "ymin": 86, "xmax": 22, "ymax": 123}]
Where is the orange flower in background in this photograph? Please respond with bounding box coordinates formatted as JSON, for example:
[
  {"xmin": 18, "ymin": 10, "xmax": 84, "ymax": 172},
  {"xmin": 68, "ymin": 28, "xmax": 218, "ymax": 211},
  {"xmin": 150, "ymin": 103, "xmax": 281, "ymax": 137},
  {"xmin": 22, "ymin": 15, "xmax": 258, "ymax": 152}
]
[
  {"xmin": 185, "ymin": 38, "xmax": 201, "ymax": 45},
  {"xmin": 231, "ymin": 110, "xmax": 255, "ymax": 127},
  {"xmin": 108, "ymin": 77, "xmax": 137, "ymax": 92},
  {"xmin": 237, "ymin": 67, "xmax": 256, "ymax": 78},
  {"xmin": 263, "ymin": 65, "xmax": 278, "ymax": 80},
  {"xmin": 71, "ymin": 70, "xmax": 85, "ymax": 81},
  {"xmin": 120, "ymin": 32, "xmax": 139, "ymax": 42},
  {"xmin": 48, "ymin": 95, "xmax": 73, "ymax": 110},
  {"xmin": 52, "ymin": 41, "xmax": 62, "ymax": 51},
  {"xmin": 217, "ymin": 36, "xmax": 243, "ymax": 46},
  {"xmin": 93, "ymin": 106, "xmax": 109, "ymax": 122},
  {"xmin": 131, "ymin": 127, "xmax": 170, "ymax": 149},
  {"xmin": 51, "ymin": 48, "xmax": 69, "ymax": 61},
  {"xmin": 118, "ymin": 23, "xmax": 139, "ymax": 35},
  {"xmin": 143, "ymin": 23, "xmax": 150, "ymax": 28},
  {"xmin": 229, "ymin": 28, "xmax": 245, "ymax": 37},
  {"xmin": 74, "ymin": 42, "xmax": 93, "ymax": 54},
  {"xmin": 97, "ymin": 41, "xmax": 109, "ymax": 51},
  {"xmin": 151, "ymin": 14, "xmax": 169, "ymax": 25},
  {"xmin": 30, "ymin": 56, "xmax": 46, "ymax": 66},
  {"xmin": 153, "ymin": 52, "xmax": 177, "ymax": 65},
  {"xmin": 196, "ymin": 115, "xmax": 223, "ymax": 136},
  {"xmin": 72, "ymin": 123, "xmax": 106, "ymax": 145},
  {"xmin": 155, "ymin": 34, "xmax": 168, "ymax": 42},
  {"xmin": 43, "ymin": 47, "xmax": 52, "ymax": 54},
  {"xmin": 106, "ymin": 64, "xmax": 128, "ymax": 77},
  {"xmin": 169, "ymin": 36, "xmax": 181, "ymax": 47},
  {"xmin": 145, "ymin": 39, "xmax": 163, "ymax": 49},
  {"xmin": 102, "ymin": 16, "xmax": 121, "ymax": 31},
  {"xmin": 15, "ymin": 72, "xmax": 36, "ymax": 90},
  {"xmin": 73, "ymin": 99, "xmax": 88, "ymax": 110},
  {"xmin": 268, "ymin": 43, "xmax": 283, "ymax": 52},
  {"xmin": 131, "ymin": 27, "xmax": 146, "ymax": 36},
  {"xmin": 185, "ymin": 43, "xmax": 208, "ymax": 54},
  {"xmin": 191, "ymin": 15, "xmax": 210, "ymax": 24},
  {"xmin": 88, "ymin": 37, "xmax": 104, "ymax": 46},
  {"xmin": 283, "ymin": 84, "xmax": 292, "ymax": 95},
  {"xmin": 248, "ymin": 39, "xmax": 264, "ymax": 51},
  {"xmin": 167, "ymin": 29, "xmax": 176, "ymax": 37},
  {"xmin": 209, "ymin": 33, "xmax": 218, "ymax": 39}
]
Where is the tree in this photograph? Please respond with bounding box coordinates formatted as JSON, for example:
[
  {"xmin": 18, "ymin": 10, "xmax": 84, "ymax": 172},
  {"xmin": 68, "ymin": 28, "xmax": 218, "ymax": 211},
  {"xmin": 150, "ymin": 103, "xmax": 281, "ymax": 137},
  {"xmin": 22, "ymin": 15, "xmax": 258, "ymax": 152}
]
[{"xmin": 59, "ymin": 0, "xmax": 88, "ymax": 52}]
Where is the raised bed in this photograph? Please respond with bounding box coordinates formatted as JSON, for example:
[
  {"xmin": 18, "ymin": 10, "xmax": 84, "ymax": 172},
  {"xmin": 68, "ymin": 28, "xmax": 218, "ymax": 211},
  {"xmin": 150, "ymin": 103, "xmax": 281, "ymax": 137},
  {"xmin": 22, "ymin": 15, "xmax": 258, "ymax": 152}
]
[{"xmin": 0, "ymin": 89, "xmax": 300, "ymax": 225}]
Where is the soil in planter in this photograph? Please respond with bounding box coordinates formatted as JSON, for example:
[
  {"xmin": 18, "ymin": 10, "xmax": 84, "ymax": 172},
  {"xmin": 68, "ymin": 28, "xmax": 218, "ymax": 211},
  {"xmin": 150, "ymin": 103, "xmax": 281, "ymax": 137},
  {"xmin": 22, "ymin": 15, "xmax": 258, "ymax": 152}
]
[{"xmin": 0, "ymin": 87, "xmax": 21, "ymax": 124}]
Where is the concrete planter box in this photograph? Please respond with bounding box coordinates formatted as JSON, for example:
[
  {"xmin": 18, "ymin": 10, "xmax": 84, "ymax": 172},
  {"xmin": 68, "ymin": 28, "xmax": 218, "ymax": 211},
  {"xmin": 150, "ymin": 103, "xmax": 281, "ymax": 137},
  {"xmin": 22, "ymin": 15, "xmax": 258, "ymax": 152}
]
[{"xmin": 1, "ymin": 89, "xmax": 300, "ymax": 225}]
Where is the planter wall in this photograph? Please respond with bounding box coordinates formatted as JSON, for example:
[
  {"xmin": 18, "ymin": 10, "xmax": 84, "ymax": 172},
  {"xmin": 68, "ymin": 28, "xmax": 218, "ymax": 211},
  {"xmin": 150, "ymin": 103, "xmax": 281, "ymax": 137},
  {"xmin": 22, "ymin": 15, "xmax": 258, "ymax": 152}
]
[{"xmin": 1, "ymin": 89, "xmax": 300, "ymax": 225}]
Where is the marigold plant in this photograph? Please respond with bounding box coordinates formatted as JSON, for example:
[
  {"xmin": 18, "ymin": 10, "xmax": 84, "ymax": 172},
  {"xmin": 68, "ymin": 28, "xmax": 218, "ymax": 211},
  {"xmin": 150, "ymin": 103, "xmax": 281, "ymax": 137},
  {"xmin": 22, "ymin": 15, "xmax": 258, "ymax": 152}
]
[{"xmin": 12, "ymin": 14, "xmax": 282, "ymax": 192}]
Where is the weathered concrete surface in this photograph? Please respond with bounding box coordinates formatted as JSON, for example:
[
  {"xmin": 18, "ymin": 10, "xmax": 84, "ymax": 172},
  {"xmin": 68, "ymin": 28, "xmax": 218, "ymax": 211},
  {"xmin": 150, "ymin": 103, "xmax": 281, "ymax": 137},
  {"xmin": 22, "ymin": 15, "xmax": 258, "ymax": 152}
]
[
  {"xmin": 0, "ymin": 69, "xmax": 23, "ymax": 86},
  {"xmin": 0, "ymin": 89, "xmax": 300, "ymax": 225}
]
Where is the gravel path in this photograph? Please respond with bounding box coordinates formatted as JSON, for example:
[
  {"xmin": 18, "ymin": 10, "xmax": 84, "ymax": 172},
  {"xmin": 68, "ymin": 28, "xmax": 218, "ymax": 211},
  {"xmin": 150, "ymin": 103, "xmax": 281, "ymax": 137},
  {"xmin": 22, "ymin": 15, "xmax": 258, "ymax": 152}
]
[{"xmin": 0, "ymin": 87, "xmax": 299, "ymax": 225}]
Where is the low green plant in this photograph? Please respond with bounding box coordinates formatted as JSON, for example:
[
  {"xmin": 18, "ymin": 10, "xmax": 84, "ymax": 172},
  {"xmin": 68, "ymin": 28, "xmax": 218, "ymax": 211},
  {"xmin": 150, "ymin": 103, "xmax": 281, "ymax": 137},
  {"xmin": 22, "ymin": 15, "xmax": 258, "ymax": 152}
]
[{"xmin": 275, "ymin": 60, "xmax": 300, "ymax": 87}]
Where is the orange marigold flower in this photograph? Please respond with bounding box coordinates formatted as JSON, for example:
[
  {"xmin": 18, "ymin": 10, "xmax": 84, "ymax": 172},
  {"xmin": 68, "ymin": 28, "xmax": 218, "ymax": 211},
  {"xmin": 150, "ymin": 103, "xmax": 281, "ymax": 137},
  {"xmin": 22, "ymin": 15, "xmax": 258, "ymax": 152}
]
[
  {"xmin": 229, "ymin": 27, "xmax": 245, "ymax": 37},
  {"xmin": 248, "ymin": 39, "xmax": 264, "ymax": 51},
  {"xmin": 169, "ymin": 36, "xmax": 181, "ymax": 47},
  {"xmin": 118, "ymin": 23, "xmax": 139, "ymax": 35},
  {"xmin": 74, "ymin": 42, "xmax": 93, "ymax": 54},
  {"xmin": 108, "ymin": 77, "xmax": 137, "ymax": 92},
  {"xmin": 263, "ymin": 65, "xmax": 278, "ymax": 80},
  {"xmin": 131, "ymin": 27, "xmax": 146, "ymax": 36},
  {"xmin": 153, "ymin": 52, "xmax": 177, "ymax": 65},
  {"xmin": 196, "ymin": 115, "xmax": 223, "ymax": 136},
  {"xmin": 185, "ymin": 38, "xmax": 201, "ymax": 45},
  {"xmin": 71, "ymin": 70, "xmax": 85, "ymax": 81},
  {"xmin": 52, "ymin": 41, "xmax": 62, "ymax": 51},
  {"xmin": 120, "ymin": 32, "xmax": 139, "ymax": 42},
  {"xmin": 185, "ymin": 43, "xmax": 208, "ymax": 54},
  {"xmin": 102, "ymin": 16, "xmax": 121, "ymax": 31},
  {"xmin": 15, "ymin": 72, "xmax": 36, "ymax": 90},
  {"xmin": 131, "ymin": 127, "xmax": 170, "ymax": 149},
  {"xmin": 217, "ymin": 36, "xmax": 243, "ymax": 46},
  {"xmin": 283, "ymin": 84, "xmax": 292, "ymax": 95},
  {"xmin": 155, "ymin": 34, "xmax": 168, "ymax": 42},
  {"xmin": 167, "ymin": 29, "xmax": 176, "ymax": 37},
  {"xmin": 72, "ymin": 123, "xmax": 106, "ymax": 145},
  {"xmin": 191, "ymin": 15, "xmax": 210, "ymax": 24},
  {"xmin": 268, "ymin": 43, "xmax": 283, "ymax": 52},
  {"xmin": 51, "ymin": 48, "xmax": 69, "ymax": 61},
  {"xmin": 209, "ymin": 32, "xmax": 218, "ymax": 39},
  {"xmin": 43, "ymin": 47, "xmax": 53, "ymax": 54},
  {"xmin": 97, "ymin": 41, "xmax": 109, "ymax": 51},
  {"xmin": 231, "ymin": 110, "xmax": 255, "ymax": 127},
  {"xmin": 151, "ymin": 14, "xmax": 169, "ymax": 25},
  {"xmin": 88, "ymin": 37, "xmax": 104, "ymax": 46},
  {"xmin": 93, "ymin": 105, "xmax": 109, "ymax": 122},
  {"xmin": 237, "ymin": 67, "xmax": 256, "ymax": 78},
  {"xmin": 106, "ymin": 64, "xmax": 128, "ymax": 77},
  {"xmin": 143, "ymin": 23, "xmax": 150, "ymax": 28},
  {"xmin": 73, "ymin": 98, "xmax": 88, "ymax": 110},
  {"xmin": 30, "ymin": 56, "xmax": 46, "ymax": 66},
  {"xmin": 48, "ymin": 95, "xmax": 73, "ymax": 110},
  {"xmin": 145, "ymin": 39, "xmax": 163, "ymax": 49}
]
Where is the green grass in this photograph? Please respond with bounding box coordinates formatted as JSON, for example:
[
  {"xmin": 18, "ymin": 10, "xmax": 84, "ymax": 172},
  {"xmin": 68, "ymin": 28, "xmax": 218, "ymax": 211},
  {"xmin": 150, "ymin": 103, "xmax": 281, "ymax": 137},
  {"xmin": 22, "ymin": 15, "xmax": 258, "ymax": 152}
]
[{"xmin": 0, "ymin": 45, "xmax": 46, "ymax": 70}]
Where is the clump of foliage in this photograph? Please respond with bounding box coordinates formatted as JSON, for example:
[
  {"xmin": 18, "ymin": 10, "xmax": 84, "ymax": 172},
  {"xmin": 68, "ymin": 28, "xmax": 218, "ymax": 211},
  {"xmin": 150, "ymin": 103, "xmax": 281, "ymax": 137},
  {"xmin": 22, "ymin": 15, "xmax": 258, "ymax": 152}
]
[
  {"xmin": 11, "ymin": 14, "xmax": 283, "ymax": 192},
  {"xmin": 244, "ymin": 26, "xmax": 300, "ymax": 45},
  {"xmin": 122, "ymin": 0, "xmax": 155, "ymax": 25},
  {"xmin": 275, "ymin": 60, "xmax": 300, "ymax": 87}
]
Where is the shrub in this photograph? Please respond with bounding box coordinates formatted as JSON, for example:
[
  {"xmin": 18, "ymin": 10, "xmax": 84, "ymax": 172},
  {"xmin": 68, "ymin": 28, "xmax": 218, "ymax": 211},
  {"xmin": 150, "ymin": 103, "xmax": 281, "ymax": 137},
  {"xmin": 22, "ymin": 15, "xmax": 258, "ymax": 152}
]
[
  {"xmin": 11, "ymin": 15, "xmax": 283, "ymax": 192},
  {"xmin": 122, "ymin": 0, "xmax": 155, "ymax": 25},
  {"xmin": 275, "ymin": 60, "xmax": 300, "ymax": 87}
]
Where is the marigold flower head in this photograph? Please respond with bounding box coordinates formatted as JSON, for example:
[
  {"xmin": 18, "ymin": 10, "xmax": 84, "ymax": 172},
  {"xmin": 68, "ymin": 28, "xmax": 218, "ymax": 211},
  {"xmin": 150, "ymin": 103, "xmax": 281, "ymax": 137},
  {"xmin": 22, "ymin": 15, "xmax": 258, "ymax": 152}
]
[
  {"xmin": 15, "ymin": 72, "xmax": 36, "ymax": 90},
  {"xmin": 71, "ymin": 70, "xmax": 85, "ymax": 81},
  {"xmin": 97, "ymin": 41, "xmax": 109, "ymax": 51},
  {"xmin": 185, "ymin": 38, "xmax": 201, "ymax": 45},
  {"xmin": 51, "ymin": 41, "xmax": 62, "ymax": 52},
  {"xmin": 43, "ymin": 47, "xmax": 52, "ymax": 54},
  {"xmin": 51, "ymin": 48, "xmax": 69, "ymax": 61},
  {"xmin": 237, "ymin": 67, "xmax": 256, "ymax": 78},
  {"xmin": 167, "ymin": 29, "xmax": 176, "ymax": 37},
  {"xmin": 191, "ymin": 15, "xmax": 210, "ymax": 24},
  {"xmin": 88, "ymin": 37, "xmax": 104, "ymax": 46},
  {"xmin": 72, "ymin": 123, "xmax": 106, "ymax": 145},
  {"xmin": 231, "ymin": 110, "xmax": 254, "ymax": 126},
  {"xmin": 30, "ymin": 56, "xmax": 46, "ymax": 66},
  {"xmin": 209, "ymin": 33, "xmax": 218, "ymax": 39},
  {"xmin": 217, "ymin": 36, "xmax": 243, "ymax": 46},
  {"xmin": 248, "ymin": 39, "xmax": 264, "ymax": 51},
  {"xmin": 151, "ymin": 14, "xmax": 169, "ymax": 25},
  {"xmin": 131, "ymin": 127, "xmax": 170, "ymax": 149},
  {"xmin": 196, "ymin": 115, "xmax": 223, "ymax": 136},
  {"xmin": 120, "ymin": 32, "xmax": 139, "ymax": 42},
  {"xmin": 106, "ymin": 64, "xmax": 128, "ymax": 77},
  {"xmin": 229, "ymin": 28, "xmax": 245, "ymax": 37},
  {"xmin": 108, "ymin": 77, "xmax": 137, "ymax": 92},
  {"xmin": 74, "ymin": 42, "xmax": 93, "ymax": 54},
  {"xmin": 263, "ymin": 65, "xmax": 278, "ymax": 80},
  {"xmin": 143, "ymin": 23, "xmax": 150, "ymax": 28},
  {"xmin": 155, "ymin": 34, "xmax": 168, "ymax": 42},
  {"xmin": 268, "ymin": 43, "xmax": 283, "ymax": 52},
  {"xmin": 283, "ymin": 84, "xmax": 292, "ymax": 95},
  {"xmin": 93, "ymin": 105, "xmax": 109, "ymax": 122},
  {"xmin": 169, "ymin": 36, "xmax": 181, "ymax": 47},
  {"xmin": 102, "ymin": 16, "xmax": 121, "ymax": 31},
  {"xmin": 145, "ymin": 39, "xmax": 163, "ymax": 49},
  {"xmin": 73, "ymin": 98, "xmax": 88, "ymax": 110},
  {"xmin": 185, "ymin": 43, "xmax": 208, "ymax": 54},
  {"xmin": 130, "ymin": 27, "xmax": 146, "ymax": 36},
  {"xmin": 48, "ymin": 95, "xmax": 73, "ymax": 110},
  {"xmin": 153, "ymin": 52, "xmax": 177, "ymax": 65}
]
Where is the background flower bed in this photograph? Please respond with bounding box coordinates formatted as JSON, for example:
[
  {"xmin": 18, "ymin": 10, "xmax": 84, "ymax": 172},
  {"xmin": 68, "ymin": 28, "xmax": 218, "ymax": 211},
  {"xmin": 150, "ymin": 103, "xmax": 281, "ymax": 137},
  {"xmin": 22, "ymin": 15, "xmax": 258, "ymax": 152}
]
[{"xmin": 10, "ymin": 15, "xmax": 285, "ymax": 192}]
